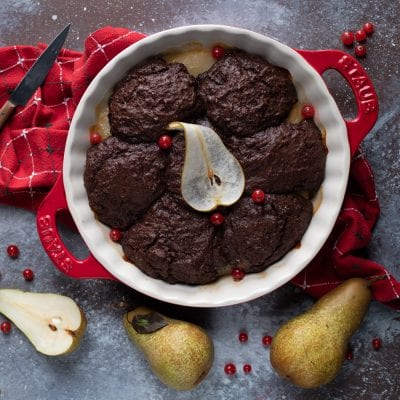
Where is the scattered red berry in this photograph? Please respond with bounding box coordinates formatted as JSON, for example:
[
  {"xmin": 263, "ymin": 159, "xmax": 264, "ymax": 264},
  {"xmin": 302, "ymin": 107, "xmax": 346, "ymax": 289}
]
[
  {"xmin": 22, "ymin": 268, "xmax": 34, "ymax": 281},
  {"xmin": 355, "ymin": 44, "xmax": 367, "ymax": 58},
  {"xmin": 231, "ymin": 268, "xmax": 245, "ymax": 281},
  {"xmin": 90, "ymin": 132, "xmax": 102, "ymax": 145},
  {"xmin": 239, "ymin": 332, "xmax": 248, "ymax": 343},
  {"xmin": 1, "ymin": 321, "xmax": 11, "ymax": 334},
  {"xmin": 7, "ymin": 244, "xmax": 19, "ymax": 259},
  {"xmin": 372, "ymin": 337, "xmax": 382, "ymax": 350},
  {"xmin": 346, "ymin": 349, "xmax": 353, "ymax": 360},
  {"xmin": 243, "ymin": 364, "xmax": 252, "ymax": 374},
  {"xmin": 301, "ymin": 104, "xmax": 315, "ymax": 119},
  {"xmin": 224, "ymin": 363, "xmax": 236, "ymax": 375},
  {"xmin": 363, "ymin": 22, "xmax": 375, "ymax": 35},
  {"xmin": 252, "ymin": 189, "xmax": 265, "ymax": 204},
  {"xmin": 212, "ymin": 45, "xmax": 224, "ymax": 59},
  {"xmin": 262, "ymin": 335, "xmax": 273, "ymax": 346},
  {"xmin": 341, "ymin": 30, "xmax": 355, "ymax": 46},
  {"xmin": 355, "ymin": 29, "xmax": 367, "ymax": 42},
  {"xmin": 210, "ymin": 212, "xmax": 224, "ymax": 226},
  {"xmin": 157, "ymin": 135, "xmax": 173, "ymax": 150},
  {"xmin": 109, "ymin": 228, "xmax": 123, "ymax": 242}
]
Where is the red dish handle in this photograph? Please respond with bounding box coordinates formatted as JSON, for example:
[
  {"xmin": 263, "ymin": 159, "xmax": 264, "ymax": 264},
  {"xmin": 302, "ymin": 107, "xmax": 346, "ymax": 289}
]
[
  {"xmin": 296, "ymin": 49, "xmax": 378, "ymax": 157},
  {"xmin": 36, "ymin": 175, "xmax": 116, "ymax": 280}
]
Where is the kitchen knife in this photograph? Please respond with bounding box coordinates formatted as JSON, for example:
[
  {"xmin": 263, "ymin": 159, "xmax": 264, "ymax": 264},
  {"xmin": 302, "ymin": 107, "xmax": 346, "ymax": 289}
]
[{"xmin": 0, "ymin": 23, "xmax": 71, "ymax": 129}]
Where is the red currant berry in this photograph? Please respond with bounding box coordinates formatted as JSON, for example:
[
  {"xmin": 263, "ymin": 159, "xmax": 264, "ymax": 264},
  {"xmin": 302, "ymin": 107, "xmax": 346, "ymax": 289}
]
[
  {"xmin": 210, "ymin": 212, "xmax": 224, "ymax": 226},
  {"xmin": 301, "ymin": 104, "xmax": 315, "ymax": 119},
  {"xmin": 90, "ymin": 132, "xmax": 102, "ymax": 145},
  {"xmin": 372, "ymin": 337, "xmax": 382, "ymax": 350},
  {"xmin": 224, "ymin": 363, "xmax": 236, "ymax": 375},
  {"xmin": 363, "ymin": 22, "xmax": 375, "ymax": 35},
  {"xmin": 341, "ymin": 31, "xmax": 354, "ymax": 46},
  {"xmin": 355, "ymin": 44, "xmax": 367, "ymax": 58},
  {"xmin": 231, "ymin": 268, "xmax": 245, "ymax": 281},
  {"xmin": 239, "ymin": 332, "xmax": 248, "ymax": 343},
  {"xmin": 355, "ymin": 29, "xmax": 367, "ymax": 42},
  {"xmin": 7, "ymin": 244, "xmax": 19, "ymax": 259},
  {"xmin": 158, "ymin": 135, "xmax": 173, "ymax": 150},
  {"xmin": 243, "ymin": 364, "xmax": 252, "ymax": 373},
  {"xmin": 1, "ymin": 321, "xmax": 11, "ymax": 334},
  {"xmin": 262, "ymin": 335, "xmax": 273, "ymax": 346},
  {"xmin": 109, "ymin": 229, "xmax": 122, "ymax": 242},
  {"xmin": 212, "ymin": 45, "xmax": 224, "ymax": 59},
  {"xmin": 22, "ymin": 268, "xmax": 34, "ymax": 281},
  {"xmin": 252, "ymin": 189, "xmax": 265, "ymax": 204},
  {"xmin": 346, "ymin": 349, "xmax": 353, "ymax": 360}
]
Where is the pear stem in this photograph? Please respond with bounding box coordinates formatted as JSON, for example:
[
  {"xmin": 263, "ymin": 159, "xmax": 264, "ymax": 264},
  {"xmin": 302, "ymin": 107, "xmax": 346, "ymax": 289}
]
[{"xmin": 366, "ymin": 274, "xmax": 388, "ymax": 287}]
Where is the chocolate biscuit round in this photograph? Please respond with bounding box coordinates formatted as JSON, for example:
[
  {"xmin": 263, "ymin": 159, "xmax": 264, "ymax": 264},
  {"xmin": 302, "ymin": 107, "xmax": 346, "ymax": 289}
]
[
  {"xmin": 84, "ymin": 137, "xmax": 165, "ymax": 230},
  {"xmin": 109, "ymin": 58, "xmax": 198, "ymax": 143},
  {"xmin": 221, "ymin": 194, "xmax": 313, "ymax": 272},
  {"xmin": 197, "ymin": 50, "xmax": 297, "ymax": 137},
  {"xmin": 226, "ymin": 120, "xmax": 327, "ymax": 194},
  {"xmin": 122, "ymin": 194, "xmax": 220, "ymax": 285}
]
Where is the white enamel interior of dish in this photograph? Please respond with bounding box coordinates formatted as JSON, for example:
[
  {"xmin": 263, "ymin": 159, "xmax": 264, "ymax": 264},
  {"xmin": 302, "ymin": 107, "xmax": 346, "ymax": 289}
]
[{"xmin": 65, "ymin": 25, "xmax": 349, "ymax": 307}]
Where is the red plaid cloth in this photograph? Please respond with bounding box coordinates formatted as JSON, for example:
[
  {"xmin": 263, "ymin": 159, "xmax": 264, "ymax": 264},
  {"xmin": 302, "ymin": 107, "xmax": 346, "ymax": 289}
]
[{"xmin": 0, "ymin": 27, "xmax": 399, "ymax": 309}]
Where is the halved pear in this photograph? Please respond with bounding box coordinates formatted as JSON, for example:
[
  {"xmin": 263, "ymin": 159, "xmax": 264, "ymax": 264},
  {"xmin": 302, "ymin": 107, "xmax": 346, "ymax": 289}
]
[
  {"xmin": 168, "ymin": 122, "xmax": 245, "ymax": 212},
  {"xmin": 0, "ymin": 289, "xmax": 86, "ymax": 356}
]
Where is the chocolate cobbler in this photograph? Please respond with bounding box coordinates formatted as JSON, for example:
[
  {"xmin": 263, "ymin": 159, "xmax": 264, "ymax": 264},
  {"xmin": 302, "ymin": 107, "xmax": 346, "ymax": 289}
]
[{"xmin": 84, "ymin": 47, "xmax": 327, "ymax": 285}]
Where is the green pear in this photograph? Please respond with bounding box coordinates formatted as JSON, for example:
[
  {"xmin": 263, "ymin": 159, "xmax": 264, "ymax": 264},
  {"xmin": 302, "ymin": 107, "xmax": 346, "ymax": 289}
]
[
  {"xmin": 270, "ymin": 278, "xmax": 372, "ymax": 388},
  {"xmin": 123, "ymin": 306, "xmax": 214, "ymax": 390},
  {"xmin": 0, "ymin": 289, "xmax": 86, "ymax": 356}
]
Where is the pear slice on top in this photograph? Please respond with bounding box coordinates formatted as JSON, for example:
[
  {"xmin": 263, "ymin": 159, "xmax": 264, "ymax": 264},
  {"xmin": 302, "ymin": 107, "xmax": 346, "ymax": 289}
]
[
  {"xmin": 168, "ymin": 122, "xmax": 245, "ymax": 212},
  {"xmin": 0, "ymin": 289, "xmax": 86, "ymax": 356}
]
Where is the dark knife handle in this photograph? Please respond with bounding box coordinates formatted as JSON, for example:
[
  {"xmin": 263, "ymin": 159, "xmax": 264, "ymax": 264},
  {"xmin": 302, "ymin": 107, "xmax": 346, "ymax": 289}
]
[{"xmin": 0, "ymin": 100, "xmax": 16, "ymax": 130}]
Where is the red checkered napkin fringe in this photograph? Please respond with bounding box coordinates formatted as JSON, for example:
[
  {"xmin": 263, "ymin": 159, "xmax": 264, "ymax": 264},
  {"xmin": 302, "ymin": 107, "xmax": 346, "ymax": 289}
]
[{"xmin": 0, "ymin": 27, "xmax": 398, "ymax": 309}]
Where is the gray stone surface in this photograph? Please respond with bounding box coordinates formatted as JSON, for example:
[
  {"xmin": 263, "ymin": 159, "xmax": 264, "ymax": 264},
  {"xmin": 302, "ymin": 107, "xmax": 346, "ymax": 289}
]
[{"xmin": 0, "ymin": 1, "xmax": 399, "ymax": 399}]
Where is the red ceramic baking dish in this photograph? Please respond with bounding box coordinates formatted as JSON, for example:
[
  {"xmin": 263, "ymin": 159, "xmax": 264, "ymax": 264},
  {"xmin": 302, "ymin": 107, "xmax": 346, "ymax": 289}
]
[{"xmin": 36, "ymin": 25, "xmax": 378, "ymax": 307}]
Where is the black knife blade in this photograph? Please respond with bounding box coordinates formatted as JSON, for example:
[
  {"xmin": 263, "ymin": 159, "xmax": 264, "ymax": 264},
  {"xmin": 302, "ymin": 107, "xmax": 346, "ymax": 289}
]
[
  {"xmin": 0, "ymin": 24, "xmax": 70, "ymax": 129},
  {"xmin": 10, "ymin": 24, "xmax": 71, "ymax": 106}
]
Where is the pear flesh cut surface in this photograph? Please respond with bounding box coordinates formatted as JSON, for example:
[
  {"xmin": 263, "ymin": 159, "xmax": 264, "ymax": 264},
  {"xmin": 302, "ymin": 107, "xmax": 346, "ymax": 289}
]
[
  {"xmin": 168, "ymin": 122, "xmax": 245, "ymax": 212},
  {"xmin": 0, "ymin": 289, "xmax": 86, "ymax": 356},
  {"xmin": 164, "ymin": 44, "xmax": 216, "ymax": 77}
]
